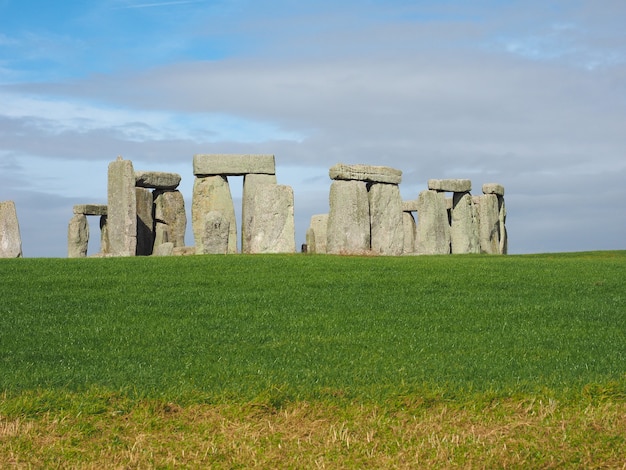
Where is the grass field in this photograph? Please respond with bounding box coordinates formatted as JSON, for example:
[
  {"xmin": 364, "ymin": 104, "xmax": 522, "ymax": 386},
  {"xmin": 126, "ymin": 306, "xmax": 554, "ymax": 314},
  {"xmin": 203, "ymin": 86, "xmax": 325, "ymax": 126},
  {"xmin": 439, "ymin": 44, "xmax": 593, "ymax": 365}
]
[{"xmin": 1, "ymin": 251, "xmax": 625, "ymax": 467}]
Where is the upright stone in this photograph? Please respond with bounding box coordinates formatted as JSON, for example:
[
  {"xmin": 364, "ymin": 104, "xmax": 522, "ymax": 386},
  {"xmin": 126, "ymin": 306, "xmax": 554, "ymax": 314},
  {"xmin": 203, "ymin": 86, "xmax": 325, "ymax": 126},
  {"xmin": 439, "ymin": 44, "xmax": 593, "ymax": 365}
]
[
  {"xmin": 100, "ymin": 216, "xmax": 109, "ymax": 254},
  {"xmin": 450, "ymin": 192, "xmax": 480, "ymax": 254},
  {"xmin": 67, "ymin": 214, "xmax": 89, "ymax": 258},
  {"xmin": 246, "ymin": 184, "xmax": 295, "ymax": 254},
  {"xmin": 475, "ymin": 194, "xmax": 500, "ymax": 254},
  {"xmin": 135, "ymin": 187, "xmax": 154, "ymax": 256},
  {"xmin": 0, "ymin": 201, "xmax": 22, "ymax": 258},
  {"xmin": 499, "ymin": 197, "xmax": 508, "ymax": 255},
  {"xmin": 327, "ymin": 180, "xmax": 370, "ymax": 255},
  {"xmin": 153, "ymin": 190, "xmax": 186, "ymax": 251},
  {"xmin": 202, "ymin": 211, "xmax": 231, "ymax": 254},
  {"xmin": 307, "ymin": 214, "xmax": 328, "ymax": 254},
  {"xmin": 241, "ymin": 173, "xmax": 277, "ymax": 253},
  {"xmin": 402, "ymin": 211, "xmax": 417, "ymax": 254},
  {"xmin": 107, "ymin": 157, "xmax": 137, "ymax": 256},
  {"xmin": 369, "ymin": 183, "xmax": 404, "ymax": 255},
  {"xmin": 192, "ymin": 175, "xmax": 237, "ymax": 254},
  {"xmin": 415, "ymin": 190, "xmax": 450, "ymax": 255}
]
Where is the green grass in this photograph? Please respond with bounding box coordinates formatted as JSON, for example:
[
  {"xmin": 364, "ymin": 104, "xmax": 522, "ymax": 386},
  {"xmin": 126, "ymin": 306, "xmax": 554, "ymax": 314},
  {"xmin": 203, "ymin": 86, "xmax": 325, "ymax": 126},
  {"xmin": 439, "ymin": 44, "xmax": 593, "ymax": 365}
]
[{"xmin": 1, "ymin": 252, "xmax": 624, "ymax": 404}]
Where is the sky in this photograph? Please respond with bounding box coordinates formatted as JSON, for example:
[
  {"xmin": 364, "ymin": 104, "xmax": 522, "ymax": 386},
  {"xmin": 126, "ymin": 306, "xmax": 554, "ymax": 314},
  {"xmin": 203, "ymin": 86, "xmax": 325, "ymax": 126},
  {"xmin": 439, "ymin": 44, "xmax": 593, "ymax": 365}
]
[{"xmin": 1, "ymin": 0, "xmax": 624, "ymax": 257}]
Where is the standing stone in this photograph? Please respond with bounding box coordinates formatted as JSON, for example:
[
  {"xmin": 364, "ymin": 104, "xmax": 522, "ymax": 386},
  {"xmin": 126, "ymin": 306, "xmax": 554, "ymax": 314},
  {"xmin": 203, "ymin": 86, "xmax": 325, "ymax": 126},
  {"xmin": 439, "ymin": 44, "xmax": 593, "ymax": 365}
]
[
  {"xmin": 499, "ymin": 197, "xmax": 508, "ymax": 255},
  {"xmin": 307, "ymin": 214, "xmax": 329, "ymax": 254},
  {"xmin": 475, "ymin": 194, "xmax": 500, "ymax": 254},
  {"xmin": 368, "ymin": 183, "xmax": 404, "ymax": 256},
  {"xmin": 305, "ymin": 228, "xmax": 316, "ymax": 254},
  {"xmin": 242, "ymin": 173, "xmax": 277, "ymax": 253},
  {"xmin": 153, "ymin": 190, "xmax": 186, "ymax": 251},
  {"xmin": 402, "ymin": 211, "xmax": 417, "ymax": 254},
  {"xmin": 415, "ymin": 190, "xmax": 450, "ymax": 255},
  {"xmin": 327, "ymin": 180, "xmax": 370, "ymax": 255},
  {"xmin": 450, "ymin": 192, "xmax": 480, "ymax": 254},
  {"xmin": 107, "ymin": 157, "xmax": 137, "ymax": 256},
  {"xmin": 246, "ymin": 184, "xmax": 295, "ymax": 254},
  {"xmin": 99, "ymin": 215, "xmax": 109, "ymax": 254},
  {"xmin": 68, "ymin": 214, "xmax": 89, "ymax": 258},
  {"xmin": 192, "ymin": 175, "xmax": 237, "ymax": 254},
  {"xmin": 135, "ymin": 187, "xmax": 154, "ymax": 256},
  {"xmin": 0, "ymin": 201, "xmax": 22, "ymax": 258},
  {"xmin": 202, "ymin": 211, "xmax": 230, "ymax": 254}
]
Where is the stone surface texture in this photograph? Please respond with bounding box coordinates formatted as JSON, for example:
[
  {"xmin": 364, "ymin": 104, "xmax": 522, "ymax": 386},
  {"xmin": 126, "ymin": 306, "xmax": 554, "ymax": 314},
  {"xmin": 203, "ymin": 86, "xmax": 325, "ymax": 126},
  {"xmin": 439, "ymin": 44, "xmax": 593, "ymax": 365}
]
[
  {"xmin": 327, "ymin": 180, "xmax": 371, "ymax": 254},
  {"xmin": 135, "ymin": 187, "xmax": 154, "ymax": 256},
  {"xmin": 246, "ymin": 184, "xmax": 295, "ymax": 254},
  {"xmin": 242, "ymin": 173, "xmax": 277, "ymax": 253},
  {"xmin": 153, "ymin": 190, "xmax": 186, "ymax": 250},
  {"xmin": 193, "ymin": 154, "xmax": 275, "ymax": 176},
  {"xmin": 428, "ymin": 179, "xmax": 472, "ymax": 192},
  {"xmin": 0, "ymin": 201, "xmax": 22, "ymax": 258},
  {"xmin": 135, "ymin": 171, "xmax": 181, "ymax": 190},
  {"xmin": 415, "ymin": 190, "xmax": 451, "ymax": 255},
  {"xmin": 402, "ymin": 211, "xmax": 417, "ymax": 254},
  {"xmin": 99, "ymin": 215, "xmax": 109, "ymax": 254},
  {"xmin": 450, "ymin": 192, "xmax": 480, "ymax": 254},
  {"xmin": 153, "ymin": 242, "xmax": 174, "ymax": 256},
  {"xmin": 329, "ymin": 164, "xmax": 402, "ymax": 185},
  {"xmin": 475, "ymin": 194, "xmax": 500, "ymax": 254},
  {"xmin": 192, "ymin": 175, "xmax": 237, "ymax": 254},
  {"xmin": 73, "ymin": 204, "xmax": 107, "ymax": 216},
  {"xmin": 306, "ymin": 214, "xmax": 328, "ymax": 254},
  {"xmin": 202, "ymin": 211, "xmax": 230, "ymax": 254},
  {"xmin": 368, "ymin": 183, "xmax": 404, "ymax": 255},
  {"xmin": 107, "ymin": 158, "xmax": 137, "ymax": 256},
  {"xmin": 67, "ymin": 214, "xmax": 89, "ymax": 258},
  {"xmin": 402, "ymin": 200, "xmax": 419, "ymax": 212},
  {"xmin": 482, "ymin": 183, "xmax": 505, "ymax": 196}
]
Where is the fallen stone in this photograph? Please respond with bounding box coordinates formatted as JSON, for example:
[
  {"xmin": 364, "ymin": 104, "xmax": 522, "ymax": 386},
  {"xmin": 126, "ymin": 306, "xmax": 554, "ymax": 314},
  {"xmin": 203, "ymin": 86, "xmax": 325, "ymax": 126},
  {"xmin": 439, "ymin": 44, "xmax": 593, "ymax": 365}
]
[
  {"xmin": 0, "ymin": 201, "xmax": 22, "ymax": 258},
  {"xmin": 450, "ymin": 192, "xmax": 480, "ymax": 254},
  {"xmin": 107, "ymin": 157, "xmax": 137, "ymax": 256},
  {"xmin": 482, "ymin": 183, "xmax": 505, "ymax": 196},
  {"xmin": 369, "ymin": 183, "xmax": 404, "ymax": 256},
  {"xmin": 73, "ymin": 204, "xmax": 107, "ymax": 216},
  {"xmin": 68, "ymin": 214, "xmax": 89, "ymax": 258},
  {"xmin": 402, "ymin": 212, "xmax": 416, "ymax": 254},
  {"xmin": 428, "ymin": 179, "xmax": 472, "ymax": 192},
  {"xmin": 246, "ymin": 184, "xmax": 295, "ymax": 254},
  {"xmin": 153, "ymin": 242, "xmax": 174, "ymax": 256},
  {"xmin": 327, "ymin": 180, "xmax": 371, "ymax": 254},
  {"xmin": 307, "ymin": 214, "xmax": 328, "ymax": 254},
  {"xmin": 475, "ymin": 194, "xmax": 500, "ymax": 254},
  {"xmin": 415, "ymin": 190, "xmax": 450, "ymax": 255},
  {"xmin": 329, "ymin": 163, "xmax": 402, "ymax": 185},
  {"xmin": 135, "ymin": 171, "xmax": 181, "ymax": 190},
  {"xmin": 135, "ymin": 188, "xmax": 154, "ymax": 256},
  {"xmin": 192, "ymin": 175, "xmax": 238, "ymax": 254},
  {"xmin": 202, "ymin": 211, "xmax": 230, "ymax": 254},
  {"xmin": 173, "ymin": 246, "xmax": 197, "ymax": 256},
  {"xmin": 242, "ymin": 173, "xmax": 277, "ymax": 253},
  {"xmin": 193, "ymin": 154, "xmax": 276, "ymax": 176},
  {"xmin": 153, "ymin": 190, "xmax": 186, "ymax": 249}
]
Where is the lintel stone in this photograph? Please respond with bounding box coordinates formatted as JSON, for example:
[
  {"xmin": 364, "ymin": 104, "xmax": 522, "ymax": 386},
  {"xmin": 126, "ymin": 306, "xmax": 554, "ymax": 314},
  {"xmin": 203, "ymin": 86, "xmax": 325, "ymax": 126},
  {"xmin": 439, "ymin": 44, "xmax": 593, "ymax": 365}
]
[
  {"xmin": 193, "ymin": 154, "xmax": 276, "ymax": 176},
  {"xmin": 482, "ymin": 183, "xmax": 505, "ymax": 196},
  {"xmin": 329, "ymin": 163, "xmax": 402, "ymax": 184},
  {"xmin": 402, "ymin": 200, "xmax": 419, "ymax": 212},
  {"xmin": 73, "ymin": 204, "xmax": 108, "ymax": 216},
  {"xmin": 428, "ymin": 179, "xmax": 471, "ymax": 192},
  {"xmin": 135, "ymin": 171, "xmax": 181, "ymax": 189}
]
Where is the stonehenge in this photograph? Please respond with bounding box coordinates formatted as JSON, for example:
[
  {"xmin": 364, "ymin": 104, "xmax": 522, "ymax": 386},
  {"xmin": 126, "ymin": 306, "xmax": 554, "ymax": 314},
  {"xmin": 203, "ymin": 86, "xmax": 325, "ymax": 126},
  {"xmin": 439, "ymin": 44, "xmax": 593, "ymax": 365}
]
[
  {"xmin": 0, "ymin": 200, "xmax": 23, "ymax": 258},
  {"xmin": 306, "ymin": 166, "xmax": 507, "ymax": 256}
]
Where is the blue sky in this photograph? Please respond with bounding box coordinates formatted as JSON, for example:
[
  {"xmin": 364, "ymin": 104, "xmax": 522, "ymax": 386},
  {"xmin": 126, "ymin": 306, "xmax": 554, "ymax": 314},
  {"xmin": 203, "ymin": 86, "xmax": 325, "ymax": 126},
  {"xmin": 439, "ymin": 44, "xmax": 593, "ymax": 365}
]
[{"xmin": 1, "ymin": 0, "xmax": 625, "ymax": 256}]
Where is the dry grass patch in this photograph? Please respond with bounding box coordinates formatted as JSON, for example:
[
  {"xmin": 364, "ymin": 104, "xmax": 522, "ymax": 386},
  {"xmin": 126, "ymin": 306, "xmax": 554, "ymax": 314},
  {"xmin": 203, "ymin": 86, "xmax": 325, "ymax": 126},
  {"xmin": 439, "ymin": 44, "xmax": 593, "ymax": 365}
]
[{"xmin": 1, "ymin": 397, "xmax": 625, "ymax": 468}]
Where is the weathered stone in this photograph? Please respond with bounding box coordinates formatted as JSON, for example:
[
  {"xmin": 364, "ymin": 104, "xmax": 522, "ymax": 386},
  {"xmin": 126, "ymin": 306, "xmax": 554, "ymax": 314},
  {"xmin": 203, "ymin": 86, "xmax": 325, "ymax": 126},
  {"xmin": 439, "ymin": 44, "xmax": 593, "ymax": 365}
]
[
  {"xmin": 327, "ymin": 180, "xmax": 371, "ymax": 254},
  {"xmin": 68, "ymin": 214, "xmax": 89, "ymax": 258},
  {"xmin": 306, "ymin": 214, "xmax": 328, "ymax": 254},
  {"xmin": 193, "ymin": 154, "xmax": 275, "ymax": 176},
  {"xmin": 153, "ymin": 190, "xmax": 186, "ymax": 249},
  {"xmin": 246, "ymin": 184, "xmax": 295, "ymax": 254},
  {"xmin": 475, "ymin": 194, "xmax": 500, "ymax": 254},
  {"xmin": 499, "ymin": 197, "xmax": 508, "ymax": 255},
  {"xmin": 135, "ymin": 188, "xmax": 154, "ymax": 256},
  {"xmin": 329, "ymin": 164, "xmax": 402, "ymax": 184},
  {"xmin": 402, "ymin": 200, "xmax": 419, "ymax": 212},
  {"xmin": 202, "ymin": 211, "xmax": 230, "ymax": 254},
  {"xmin": 135, "ymin": 171, "xmax": 181, "ymax": 190},
  {"xmin": 415, "ymin": 190, "xmax": 450, "ymax": 255},
  {"xmin": 482, "ymin": 183, "xmax": 505, "ymax": 196},
  {"xmin": 369, "ymin": 183, "xmax": 404, "ymax": 256},
  {"xmin": 402, "ymin": 212, "xmax": 416, "ymax": 254},
  {"xmin": 173, "ymin": 246, "xmax": 197, "ymax": 256},
  {"xmin": 107, "ymin": 157, "xmax": 137, "ymax": 256},
  {"xmin": 450, "ymin": 192, "xmax": 480, "ymax": 254},
  {"xmin": 192, "ymin": 175, "xmax": 237, "ymax": 254},
  {"xmin": 153, "ymin": 242, "xmax": 174, "ymax": 256},
  {"xmin": 99, "ymin": 215, "xmax": 109, "ymax": 254},
  {"xmin": 73, "ymin": 204, "xmax": 107, "ymax": 216},
  {"xmin": 428, "ymin": 179, "xmax": 472, "ymax": 192},
  {"xmin": 242, "ymin": 173, "xmax": 277, "ymax": 253},
  {"xmin": 0, "ymin": 201, "xmax": 22, "ymax": 258},
  {"xmin": 305, "ymin": 228, "xmax": 315, "ymax": 254}
]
